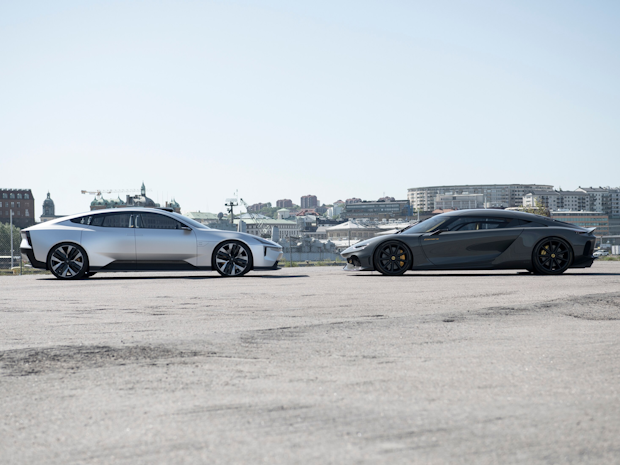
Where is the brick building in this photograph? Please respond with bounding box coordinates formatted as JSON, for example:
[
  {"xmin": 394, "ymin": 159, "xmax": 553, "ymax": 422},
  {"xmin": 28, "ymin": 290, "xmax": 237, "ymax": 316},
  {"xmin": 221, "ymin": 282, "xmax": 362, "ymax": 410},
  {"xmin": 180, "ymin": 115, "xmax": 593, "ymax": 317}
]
[{"xmin": 1, "ymin": 189, "xmax": 35, "ymax": 228}]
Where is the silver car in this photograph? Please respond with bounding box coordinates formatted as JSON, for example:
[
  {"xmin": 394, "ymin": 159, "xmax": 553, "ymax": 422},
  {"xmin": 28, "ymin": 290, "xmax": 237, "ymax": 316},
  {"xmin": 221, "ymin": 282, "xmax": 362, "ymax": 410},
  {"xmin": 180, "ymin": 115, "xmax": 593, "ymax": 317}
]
[{"xmin": 20, "ymin": 207, "xmax": 283, "ymax": 279}]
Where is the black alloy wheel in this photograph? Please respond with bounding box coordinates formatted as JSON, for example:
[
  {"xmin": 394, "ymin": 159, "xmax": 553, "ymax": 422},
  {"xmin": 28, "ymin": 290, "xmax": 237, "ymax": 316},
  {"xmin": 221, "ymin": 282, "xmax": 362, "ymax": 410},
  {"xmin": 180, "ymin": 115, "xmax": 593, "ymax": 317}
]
[
  {"xmin": 532, "ymin": 237, "xmax": 572, "ymax": 275},
  {"xmin": 212, "ymin": 240, "xmax": 252, "ymax": 277},
  {"xmin": 47, "ymin": 243, "xmax": 89, "ymax": 280},
  {"xmin": 373, "ymin": 241, "xmax": 412, "ymax": 276}
]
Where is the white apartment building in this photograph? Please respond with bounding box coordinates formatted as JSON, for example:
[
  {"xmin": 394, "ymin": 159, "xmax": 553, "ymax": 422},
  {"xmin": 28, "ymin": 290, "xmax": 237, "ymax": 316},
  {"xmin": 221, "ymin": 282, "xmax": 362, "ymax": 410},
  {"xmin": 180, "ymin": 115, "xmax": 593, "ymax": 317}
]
[
  {"xmin": 407, "ymin": 184, "xmax": 554, "ymax": 211},
  {"xmin": 522, "ymin": 190, "xmax": 588, "ymax": 211},
  {"xmin": 434, "ymin": 193, "xmax": 484, "ymax": 210}
]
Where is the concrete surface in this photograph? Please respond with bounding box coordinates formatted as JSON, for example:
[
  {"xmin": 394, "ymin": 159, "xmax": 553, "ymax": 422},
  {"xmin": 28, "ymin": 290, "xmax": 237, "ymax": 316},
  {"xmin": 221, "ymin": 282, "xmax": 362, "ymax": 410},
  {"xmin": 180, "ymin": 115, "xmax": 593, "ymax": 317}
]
[{"xmin": 1, "ymin": 263, "xmax": 620, "ymax": 464}]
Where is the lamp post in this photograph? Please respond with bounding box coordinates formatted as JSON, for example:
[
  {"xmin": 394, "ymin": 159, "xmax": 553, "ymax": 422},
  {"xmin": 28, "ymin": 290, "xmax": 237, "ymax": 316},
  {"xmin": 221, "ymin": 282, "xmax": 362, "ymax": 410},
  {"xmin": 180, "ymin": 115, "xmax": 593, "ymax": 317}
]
[{"xmin": 10, "ymin": 209, "xmax": 13, "ymax": 269}]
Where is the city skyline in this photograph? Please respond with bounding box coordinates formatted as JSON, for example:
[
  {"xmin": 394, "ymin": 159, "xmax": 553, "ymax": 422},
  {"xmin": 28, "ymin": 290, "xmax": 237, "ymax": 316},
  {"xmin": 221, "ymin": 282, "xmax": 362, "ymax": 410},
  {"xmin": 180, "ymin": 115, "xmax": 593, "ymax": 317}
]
[{"xmin": 7, "ymin": 181, "xmax": 620, "ymax": 221}]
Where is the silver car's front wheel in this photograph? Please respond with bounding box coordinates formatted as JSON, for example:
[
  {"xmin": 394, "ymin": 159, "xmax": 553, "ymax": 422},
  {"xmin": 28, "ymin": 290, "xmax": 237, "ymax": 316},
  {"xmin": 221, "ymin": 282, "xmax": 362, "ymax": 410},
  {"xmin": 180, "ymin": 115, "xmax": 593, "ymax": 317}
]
[
  {"xmin": 212, "ymin": 241, "xmax": 252, "ymax": 277},
  {"xmin": 47, "ymin": 243, "xmax": 89, "ymax": 280}
]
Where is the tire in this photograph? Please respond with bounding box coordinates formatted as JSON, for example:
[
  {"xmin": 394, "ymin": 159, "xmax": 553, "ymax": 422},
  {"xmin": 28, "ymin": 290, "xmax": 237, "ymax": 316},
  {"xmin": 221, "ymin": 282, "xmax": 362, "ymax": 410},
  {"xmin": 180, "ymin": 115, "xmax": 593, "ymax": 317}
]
[
  {"xmin": 532, "ymin": 237, "xmax": 573, "ymax": 275},
  {"xmin": 373, "ymin": 240, "xmax": 412, "ymax": 276},
  {"xmin": 212, "ymin": 240, "xmax": 253, "ymax": 277},
  {"xmin": 47, "ymin": 243, "xmax": 89, "ymax": 280}
]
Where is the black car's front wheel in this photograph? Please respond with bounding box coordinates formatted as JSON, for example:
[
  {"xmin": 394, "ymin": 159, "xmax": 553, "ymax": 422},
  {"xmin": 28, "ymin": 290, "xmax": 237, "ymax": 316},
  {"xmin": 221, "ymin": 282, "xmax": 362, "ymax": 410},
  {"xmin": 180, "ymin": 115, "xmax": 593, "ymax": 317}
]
[
  {"xmin": 532, "ymin": 237, "xmax": 572, "ymax": 275},
  {"xmin": 373, "ymin": 241, "xmax": 412, "ymax": 276},
  {"xmin": 47, "ymin": 243, "xmax": 89, "ymax": 280},
  {"xmin": 212, "ymin": 240, "xmax": 253, "ymax": 277}
]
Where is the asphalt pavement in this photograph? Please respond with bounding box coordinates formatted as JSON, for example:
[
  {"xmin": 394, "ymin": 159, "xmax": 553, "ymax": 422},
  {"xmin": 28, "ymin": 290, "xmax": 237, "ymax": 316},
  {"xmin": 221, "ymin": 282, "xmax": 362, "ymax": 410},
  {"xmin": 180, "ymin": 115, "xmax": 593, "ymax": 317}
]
[{"xmin": 1, "ymin": 263, "xmax": 620, "ymax": 464}]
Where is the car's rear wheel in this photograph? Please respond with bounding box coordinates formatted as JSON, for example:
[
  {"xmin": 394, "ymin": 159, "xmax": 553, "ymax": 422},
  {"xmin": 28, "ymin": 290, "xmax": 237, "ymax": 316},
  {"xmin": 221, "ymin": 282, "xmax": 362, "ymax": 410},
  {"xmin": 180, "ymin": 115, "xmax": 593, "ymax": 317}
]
[
  {"xmin": 212, "ymin": 240, "xmax": 252, "ymax": 277},
  {"xmin": 47, "ymin": 243, "xmax": 89, "ymax": 280},
  {"xmin": 532, "ymin": 237, "xmax": 572, "ymax": 275},
  {"xmin": 373, "ymin": 241, "xmax": 412, "ymax": 276}
]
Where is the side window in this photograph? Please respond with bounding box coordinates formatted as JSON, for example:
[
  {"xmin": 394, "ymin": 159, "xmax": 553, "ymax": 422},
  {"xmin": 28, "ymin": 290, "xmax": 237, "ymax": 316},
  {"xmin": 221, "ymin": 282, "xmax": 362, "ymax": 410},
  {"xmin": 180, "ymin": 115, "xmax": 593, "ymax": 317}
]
[
  {"xmin": 516, "ymin": 219, "xmax": 547, "ymax": 228},
  {"xmin": 101, "ymin": 213, "xmax": 132, "ymax": 228},
  {"xmin": 138, "ymin": 213, "xmax": 183, "ymax": 230},
  {"xmin": 447, "ymin": 217, "xmax": 511, "ymax": 231},
  {"xmin": 71, "ymin": 216, "xmax": 88, "ymax": 224}
]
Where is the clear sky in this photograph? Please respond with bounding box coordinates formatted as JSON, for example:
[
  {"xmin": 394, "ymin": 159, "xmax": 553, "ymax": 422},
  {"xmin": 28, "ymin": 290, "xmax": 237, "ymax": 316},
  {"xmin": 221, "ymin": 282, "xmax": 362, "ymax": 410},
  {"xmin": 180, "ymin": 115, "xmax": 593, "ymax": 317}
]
[{"xmin": 1, "ymin": 0, "xmax": 619, "ymax": 216}]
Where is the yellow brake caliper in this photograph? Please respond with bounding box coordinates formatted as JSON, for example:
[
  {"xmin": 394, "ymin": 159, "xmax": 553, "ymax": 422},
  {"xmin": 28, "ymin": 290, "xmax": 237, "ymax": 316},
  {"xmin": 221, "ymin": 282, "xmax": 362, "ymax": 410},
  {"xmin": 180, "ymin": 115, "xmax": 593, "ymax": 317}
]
[{"xmin": 399, "ymin": 249, "xmax": 405, "ymax": 267}]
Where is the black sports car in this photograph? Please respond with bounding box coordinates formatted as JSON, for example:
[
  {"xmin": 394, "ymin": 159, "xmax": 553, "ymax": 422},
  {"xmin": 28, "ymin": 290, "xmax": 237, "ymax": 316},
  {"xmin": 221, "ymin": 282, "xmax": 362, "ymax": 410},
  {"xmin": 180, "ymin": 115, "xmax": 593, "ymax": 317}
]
[{"xmin": 341, "ymin": 209, "xmax": 596, "ymax": 276}]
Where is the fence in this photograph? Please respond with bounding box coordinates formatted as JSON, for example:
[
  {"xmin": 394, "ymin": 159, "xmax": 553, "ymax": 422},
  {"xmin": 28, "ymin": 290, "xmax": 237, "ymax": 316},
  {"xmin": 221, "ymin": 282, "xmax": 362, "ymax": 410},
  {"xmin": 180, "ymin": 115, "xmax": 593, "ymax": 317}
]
[{"xmin": 0, "ymin": 221, "xmax": 25, "ymax": 273}]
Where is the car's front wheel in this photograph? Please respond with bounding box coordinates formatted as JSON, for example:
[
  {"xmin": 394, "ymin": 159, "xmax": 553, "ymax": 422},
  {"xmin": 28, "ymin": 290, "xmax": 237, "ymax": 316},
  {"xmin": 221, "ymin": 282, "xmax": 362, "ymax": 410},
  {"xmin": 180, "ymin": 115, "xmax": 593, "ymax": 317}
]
[
  {"xmin": 212, "ymin": 240, "xmax": 252, "ymax": 277},
  {"xmin": 532, "ymin": 237, "xmax": 572, "ymax": 275},
  {"xmin": 47, "ymin": 243, "xmax": 89, "ymax": 280},
  {"xmin": 373, "ymin": 241, "xmax": 412, "ymax": 276}
]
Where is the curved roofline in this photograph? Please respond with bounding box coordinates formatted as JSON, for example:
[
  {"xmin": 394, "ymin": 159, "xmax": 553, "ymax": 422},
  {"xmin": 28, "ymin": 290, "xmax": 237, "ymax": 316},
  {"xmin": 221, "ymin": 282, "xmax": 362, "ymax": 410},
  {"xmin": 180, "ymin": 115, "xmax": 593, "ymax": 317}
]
[{"xmin": 435, "ymin": 209, "xmax": 586, "ymax": 230}]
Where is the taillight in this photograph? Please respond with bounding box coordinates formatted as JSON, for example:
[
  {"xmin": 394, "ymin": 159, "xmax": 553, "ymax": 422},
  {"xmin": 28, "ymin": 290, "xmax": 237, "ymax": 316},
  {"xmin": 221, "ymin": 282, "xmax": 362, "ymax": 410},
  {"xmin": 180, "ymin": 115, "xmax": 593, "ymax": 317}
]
[{"xmin": 21, "ymin": 231, "xmax": 32, "ymax": 246}]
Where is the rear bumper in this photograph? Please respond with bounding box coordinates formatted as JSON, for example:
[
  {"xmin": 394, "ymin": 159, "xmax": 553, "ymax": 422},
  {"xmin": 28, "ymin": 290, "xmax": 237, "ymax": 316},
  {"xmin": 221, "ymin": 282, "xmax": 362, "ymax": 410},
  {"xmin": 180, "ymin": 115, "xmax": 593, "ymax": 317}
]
[
  {"xmin": 571, "ymin": 255, "xmax": 596, "ymax": 268},
  {"xmin": 20, "ymin": 247, "xmax": 47, "ymax": 269}
]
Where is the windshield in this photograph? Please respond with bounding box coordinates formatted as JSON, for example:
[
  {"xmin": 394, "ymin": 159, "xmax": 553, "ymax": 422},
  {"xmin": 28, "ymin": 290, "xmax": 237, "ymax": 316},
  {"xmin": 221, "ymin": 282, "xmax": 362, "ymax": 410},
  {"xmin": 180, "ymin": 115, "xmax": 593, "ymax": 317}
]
[
  {"xmin": 170, "ymin": 212, "xmax": 210, "ymax": 230},
  {"xmin": 401, "ymin": 216, "xmax": 453, "ymax": 234}
]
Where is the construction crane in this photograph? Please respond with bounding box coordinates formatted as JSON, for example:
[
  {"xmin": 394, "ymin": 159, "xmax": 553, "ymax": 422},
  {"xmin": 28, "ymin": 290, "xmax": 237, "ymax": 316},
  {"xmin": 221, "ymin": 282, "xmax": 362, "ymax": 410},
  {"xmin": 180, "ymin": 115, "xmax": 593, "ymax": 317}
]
[{"xmin": 239, "ymin": 198, "xmax": 272, "ymax": 238}]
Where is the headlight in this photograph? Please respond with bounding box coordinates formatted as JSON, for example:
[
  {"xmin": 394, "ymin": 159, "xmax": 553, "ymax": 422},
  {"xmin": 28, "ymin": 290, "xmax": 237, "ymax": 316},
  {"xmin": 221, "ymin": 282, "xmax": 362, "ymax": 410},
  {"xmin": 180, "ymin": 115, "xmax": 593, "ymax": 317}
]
[{"xmin": 354, "ymin": 243, "xmax": 369, "ymax": 250}]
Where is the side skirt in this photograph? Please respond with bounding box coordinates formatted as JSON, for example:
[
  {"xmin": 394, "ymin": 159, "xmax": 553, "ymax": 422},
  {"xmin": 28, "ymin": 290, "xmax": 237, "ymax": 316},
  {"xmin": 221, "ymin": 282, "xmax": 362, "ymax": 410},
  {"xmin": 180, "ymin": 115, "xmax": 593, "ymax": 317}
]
[{"xmin": 91, "ymin": 261, "xmax": 212, "ymax": 272}]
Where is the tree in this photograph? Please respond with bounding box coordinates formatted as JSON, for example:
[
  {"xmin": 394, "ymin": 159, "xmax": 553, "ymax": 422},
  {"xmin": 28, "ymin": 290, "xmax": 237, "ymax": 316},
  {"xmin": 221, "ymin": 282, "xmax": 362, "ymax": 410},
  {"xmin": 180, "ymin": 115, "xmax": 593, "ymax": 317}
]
[
  {"xmin": 522, "ymin": 199, "xmax": 550, "ymax": 217},
  {"xmin": 0, "ymin": 223, "xmax": 21, "ymax": 257}
]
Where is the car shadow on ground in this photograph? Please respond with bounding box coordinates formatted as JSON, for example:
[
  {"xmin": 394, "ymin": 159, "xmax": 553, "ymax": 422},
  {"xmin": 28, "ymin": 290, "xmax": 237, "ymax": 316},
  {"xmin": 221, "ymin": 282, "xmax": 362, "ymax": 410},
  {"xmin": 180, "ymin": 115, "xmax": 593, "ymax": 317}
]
[
  {"xmin": 348, "ymin": 272, "xmax": 620, "ymax": 277},
  {"xmin": 37, "ymin": 274, "xmax": 310, "ymax": 281}
]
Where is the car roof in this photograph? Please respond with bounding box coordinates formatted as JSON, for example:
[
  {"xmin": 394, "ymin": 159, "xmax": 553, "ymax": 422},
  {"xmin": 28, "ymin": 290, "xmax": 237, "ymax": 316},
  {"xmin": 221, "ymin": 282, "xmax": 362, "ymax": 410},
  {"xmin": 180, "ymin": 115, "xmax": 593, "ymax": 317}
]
[{"xmin": 437, "ymin": 209, "xmax": 585, "ymax": 229}]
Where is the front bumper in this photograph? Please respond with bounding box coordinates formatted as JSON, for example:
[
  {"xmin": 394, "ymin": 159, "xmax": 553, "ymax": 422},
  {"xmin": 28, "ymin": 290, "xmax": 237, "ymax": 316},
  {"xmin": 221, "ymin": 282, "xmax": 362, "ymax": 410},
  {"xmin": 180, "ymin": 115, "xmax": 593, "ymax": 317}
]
[{"xmin": 342, "ymin": 254, "xmax": 373, "ymax": 271}]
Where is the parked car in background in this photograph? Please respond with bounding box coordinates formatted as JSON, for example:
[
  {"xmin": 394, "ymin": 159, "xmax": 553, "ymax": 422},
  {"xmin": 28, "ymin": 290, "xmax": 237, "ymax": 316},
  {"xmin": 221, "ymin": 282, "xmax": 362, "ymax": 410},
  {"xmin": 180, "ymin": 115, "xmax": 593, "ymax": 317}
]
[{"xmin": 593, "ymin": 250, "xmax": 610, "ymax": 257}]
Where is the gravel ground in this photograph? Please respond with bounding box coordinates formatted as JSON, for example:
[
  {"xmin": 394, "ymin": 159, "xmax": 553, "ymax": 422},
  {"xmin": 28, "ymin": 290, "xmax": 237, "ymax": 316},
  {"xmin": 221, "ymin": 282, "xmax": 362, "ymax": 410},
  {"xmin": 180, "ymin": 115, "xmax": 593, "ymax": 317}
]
[{"xmin": 1, "ymin": 262, "xmax": 620, "ymax": 464}]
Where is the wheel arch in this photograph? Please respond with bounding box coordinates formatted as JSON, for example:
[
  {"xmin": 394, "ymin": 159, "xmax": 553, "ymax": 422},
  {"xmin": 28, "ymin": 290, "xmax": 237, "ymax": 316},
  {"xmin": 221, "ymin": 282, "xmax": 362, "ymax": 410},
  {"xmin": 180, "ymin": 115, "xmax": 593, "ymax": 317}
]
[
  {"xmin": 45, "ymin": 240, "xmax": 89, "ymax": 270},
  {"xmin": 211, "ymin": 238, "xmax": 255, "ymax": 270},
  {"xmin": 372, "ymin": 239, "xmax": 414, "ymax": 272},
  {"xmin": 531, "ymin": 235, "xmax": 575, "ymax": 272}
]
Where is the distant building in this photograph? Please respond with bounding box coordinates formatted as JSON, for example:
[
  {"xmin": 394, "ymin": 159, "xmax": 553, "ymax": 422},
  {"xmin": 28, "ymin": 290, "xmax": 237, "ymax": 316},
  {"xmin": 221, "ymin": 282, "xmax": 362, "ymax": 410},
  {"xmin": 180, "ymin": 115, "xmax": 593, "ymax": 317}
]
[
  {"xmin": 0, "ymin": 188, "xmax": 35, "ymax": 228},
  {"xmin": 277, "ymin": 208, "xmax": 291, "ymax": 219},
  {"xmin": 343, "ymin": 199, "xmax": 411, "ymax": 220},
  {"xmin": 185, "ymin": 211, "xmax": 220, "ymax": 225},
  {"xmin": 408, "ymin": 184, "xmax": 554, "ymax": 211},
  {"xmin": 523, "ymin": 190, "xmax": 588, "ymax": 211},
  {"xmin": 550, "ymin": 211, "xmax": 610, "ymax": 236},
  {"xmin": 276, "ymin": 199, "xmax": 293, "ymax": 208},
  {"xmin": 301, "ymin": 195, "xmax": 318, "ymax": 209},
  {"xmin": 296, "ymin": 209, "xmax": 319, "ymax": 217},
  {"xmin": 40, "ymin": 192, "xmax": 65, "ymax": 222},
  {"xmin": 326, "ymin": 205, "xmax": 343, "ymax": 218},
  {"xmin": 345, "ymin": 197, "xmax": 362, "ymax": 204},
  {"xmin": 165, "ymin": 199, "xmax": 181, "ymax": 213},
  {"xmin": 326, "ymin": 221, "xmax": 383, "ymax": 242},
  {"xmin": 434, "ymin": 193, "xmax": 484, "ymax": 210},
  {"xmin": 247, "ymin": 202, "xmax": 270, "ymax": 212},
  {"xmin": 89, "ymin": 183, "xmax": 180, "ymax": 212},
  {"xmin": 233, "ymin": 218, "xmax": 299, "ymax": 238}
]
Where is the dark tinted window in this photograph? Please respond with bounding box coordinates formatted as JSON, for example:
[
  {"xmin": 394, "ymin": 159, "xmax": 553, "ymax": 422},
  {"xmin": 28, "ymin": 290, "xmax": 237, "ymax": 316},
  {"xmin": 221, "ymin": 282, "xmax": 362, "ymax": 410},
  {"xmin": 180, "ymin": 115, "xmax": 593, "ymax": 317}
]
[
  {"xmin": 516, "ymin": 219, "xmax": 547, "ymax": 228},
  {"xmin": 101, "ymin": 213, "xmax": 132, "ymax": 228},
  {"xmin": 446, "ymin": 217, "xmax": 511, "ymax": 231},
  {"xmin": 138, "ymin": 213, "xmax": 183, "ymax": 230},
  {"xmin": 402, "ymin": 216, "xmax": 455, "ymax": 234},
  {"xmin": 71, "ymin": 215, "xmax": 105, "ymax": 226}
]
